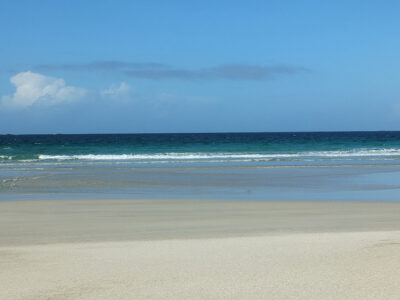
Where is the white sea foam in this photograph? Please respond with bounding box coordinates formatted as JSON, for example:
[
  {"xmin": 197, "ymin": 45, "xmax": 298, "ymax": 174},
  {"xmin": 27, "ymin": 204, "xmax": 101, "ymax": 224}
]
[{"xmin": 36, "ymin": 149, "xmax": 400, "ymax": 161}]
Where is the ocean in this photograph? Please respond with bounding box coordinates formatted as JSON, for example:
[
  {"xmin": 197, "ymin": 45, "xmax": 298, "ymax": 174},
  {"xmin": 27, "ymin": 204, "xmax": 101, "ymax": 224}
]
[{"xmin": 1, "ymin": 132, "xmax": 400, "ymax": 201}]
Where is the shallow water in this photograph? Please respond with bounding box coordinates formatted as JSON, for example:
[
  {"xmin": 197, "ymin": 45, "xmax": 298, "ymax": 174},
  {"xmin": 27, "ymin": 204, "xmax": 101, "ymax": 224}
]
[{"xmin": 1, "ymin": 132, "xmax": 400, "ymax": 201}]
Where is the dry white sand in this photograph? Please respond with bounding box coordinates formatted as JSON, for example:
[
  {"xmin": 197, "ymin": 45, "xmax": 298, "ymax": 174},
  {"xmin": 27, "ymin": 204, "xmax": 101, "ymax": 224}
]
[{"xmin": 1, "ymin": 199, "xmax": 400, "ymax": 299}]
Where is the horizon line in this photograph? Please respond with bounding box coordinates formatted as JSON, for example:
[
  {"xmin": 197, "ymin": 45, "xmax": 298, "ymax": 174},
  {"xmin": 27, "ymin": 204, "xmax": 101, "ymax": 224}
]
[{"xmin": 1, "ymin": 130, "xmax": 400, "ymax": 136}]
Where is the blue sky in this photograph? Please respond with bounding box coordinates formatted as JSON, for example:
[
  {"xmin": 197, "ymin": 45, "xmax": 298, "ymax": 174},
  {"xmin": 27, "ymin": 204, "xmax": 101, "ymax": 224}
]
[{"xmin": 1, "ymin": 0, "xmax": 400, "ymax": 133}]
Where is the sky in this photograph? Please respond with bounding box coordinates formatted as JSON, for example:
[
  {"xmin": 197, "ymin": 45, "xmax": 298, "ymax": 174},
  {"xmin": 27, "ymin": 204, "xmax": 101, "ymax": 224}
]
[{"xmin": 1, "ymin": 0, "xmax": 400, "ymax": 134}]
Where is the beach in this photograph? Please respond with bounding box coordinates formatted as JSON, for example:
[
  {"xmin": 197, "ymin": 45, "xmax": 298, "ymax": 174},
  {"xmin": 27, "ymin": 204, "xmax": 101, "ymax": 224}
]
[
  {"xmin": 2, "ymin": 133, "xmax": 400, "ymax": 299},
  {"xmin": 1, "ymin": 198, "xmax": 400, "ymax": 299},
  {"xmin": 2, "ymin": 0, "xmax": 400, "ymax": 296}
]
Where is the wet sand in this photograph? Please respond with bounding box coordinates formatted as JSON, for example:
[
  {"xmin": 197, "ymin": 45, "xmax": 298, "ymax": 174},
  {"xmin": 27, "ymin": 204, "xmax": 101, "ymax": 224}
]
[{"xmin": 1, "ymin": 199, "xmax": 400, "ymax": 299}]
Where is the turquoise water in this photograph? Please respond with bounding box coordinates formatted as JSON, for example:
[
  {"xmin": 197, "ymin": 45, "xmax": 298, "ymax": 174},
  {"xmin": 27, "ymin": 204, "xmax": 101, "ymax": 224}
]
[
  {"xmin": 1, "ymin": 132, "xmax": 400, "ymax": 201},
  {"xmin": 2, "ymin": 132, "xmax": 400, "ymax": 162}
]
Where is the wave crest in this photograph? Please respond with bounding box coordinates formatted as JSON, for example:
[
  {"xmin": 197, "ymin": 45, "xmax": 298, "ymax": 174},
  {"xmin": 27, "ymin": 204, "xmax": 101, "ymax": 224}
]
[{"xmin": 34, "ymin": 149, "xmax": 400, "ymax": 161}]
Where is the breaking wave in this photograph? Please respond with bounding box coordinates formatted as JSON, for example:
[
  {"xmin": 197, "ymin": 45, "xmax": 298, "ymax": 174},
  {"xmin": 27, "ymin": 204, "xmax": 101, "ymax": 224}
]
[{"xmin": 33, "ymin": 149, "xmax": 400, "ymax": 161}]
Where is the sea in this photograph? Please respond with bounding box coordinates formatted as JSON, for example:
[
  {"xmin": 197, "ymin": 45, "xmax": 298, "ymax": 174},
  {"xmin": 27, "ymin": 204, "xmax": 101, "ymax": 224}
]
[{"xmin": 1, "ymin": 132, "xmax": 400, "ymax": 201}]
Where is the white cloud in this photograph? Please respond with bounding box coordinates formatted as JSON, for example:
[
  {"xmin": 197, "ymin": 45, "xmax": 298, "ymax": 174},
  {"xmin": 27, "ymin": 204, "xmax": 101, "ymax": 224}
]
[
  {"xmin": 100, "ymin": 82, "xmax": 133, "ymax": 99},
  {"xmin": 1, "ymin": 71, "xmax": 87, "ymax": 108}
]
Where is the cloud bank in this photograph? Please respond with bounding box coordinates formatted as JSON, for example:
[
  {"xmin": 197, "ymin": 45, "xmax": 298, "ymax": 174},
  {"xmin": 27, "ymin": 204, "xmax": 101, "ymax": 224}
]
[
  {"xmin": 126, "ymin": 64, "xmax": 306, "ymax": 80},
  {"xmin": 35, "ymin": 61, "xmax": 308, "ymax": 81},
  {"xmin": 1, "ymin": 71, "xmax": 87, "ymax": 108},
  {"xmin": 1, "ymin": 72, "xmax": 133, "ymax": 109},
  {"xmin": 36, "ymin": 61, "xmax": 166, "ymax": 72}
]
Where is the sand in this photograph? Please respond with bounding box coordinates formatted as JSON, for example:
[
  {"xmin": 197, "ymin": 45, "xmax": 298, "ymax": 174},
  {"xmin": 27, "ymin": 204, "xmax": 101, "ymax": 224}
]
[{"xmin": 1, "ymin": 199, "xmax": 400, "ymax": 299}]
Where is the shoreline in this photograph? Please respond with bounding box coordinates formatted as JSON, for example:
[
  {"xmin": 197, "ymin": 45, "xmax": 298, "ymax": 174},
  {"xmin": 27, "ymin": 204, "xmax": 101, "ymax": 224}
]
[{"xmin": 2, "ymin": 198, "xmax": 400, "ymax": 246}]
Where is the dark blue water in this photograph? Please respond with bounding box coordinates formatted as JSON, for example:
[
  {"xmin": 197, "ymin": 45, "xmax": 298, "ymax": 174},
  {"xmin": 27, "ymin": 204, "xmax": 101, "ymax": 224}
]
[
  {"xmin": 1, "ymin": 131, "xmax": 400, "ymax": 163},
  {"xmin": 1, "ymin": 132, "xmax": 400, "ymax": 201}
]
